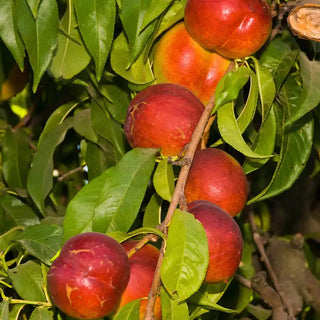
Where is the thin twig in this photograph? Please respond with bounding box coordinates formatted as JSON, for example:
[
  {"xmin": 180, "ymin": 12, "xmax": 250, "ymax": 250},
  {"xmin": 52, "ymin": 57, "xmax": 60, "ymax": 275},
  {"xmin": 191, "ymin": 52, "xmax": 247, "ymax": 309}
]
[
  {"xmin": 57, "ymin": 166, "xmax": 85, "ymax": 182},
  {"xmin": 248, "ymin": 210, "xmax": 296, "ymax": 319},
  {"xmin": 144, "ymin": 63, "xmax": 235, "ymax": 320}
]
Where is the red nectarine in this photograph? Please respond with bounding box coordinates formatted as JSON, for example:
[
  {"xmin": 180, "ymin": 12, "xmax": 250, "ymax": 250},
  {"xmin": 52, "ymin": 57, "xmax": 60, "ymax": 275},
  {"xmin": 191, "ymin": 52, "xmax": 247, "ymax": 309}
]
[
  {"xmin": 184, "ymin": 0, "xmax": 272, "ymax": 59},
  {"xmin": 185, "ymin": 148, "xmax": 248, "ymax": 216},
  {"xmin": 47, "ymin": 232, "xmax": 130, "ymax": 319},
  {"xmin": 117, "ymin": 240, "xmax": 161, "ymax": 320},
  {"xmin": 124, "ymin": 83, "xmax": 204, "ymax": 156},
  {"xmin": 153, "ymin": 22, "xmax": 230, "ymax": 104},
  {"xmin": 188, "ymin": 200, "xmax": 243, "ymax": 283}
]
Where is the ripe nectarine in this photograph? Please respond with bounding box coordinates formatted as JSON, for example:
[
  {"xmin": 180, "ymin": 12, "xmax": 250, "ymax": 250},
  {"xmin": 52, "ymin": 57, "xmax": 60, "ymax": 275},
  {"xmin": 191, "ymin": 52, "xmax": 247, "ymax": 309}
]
[
  {"xmin": 185, "ymin": 148, "xmax": 248, "ymax": 216},
  {"xmin": 153, "ymin": 22, "xmax": 230, "ymax": 104},
  {"xmin": 184, "ymin": 0, "xmax": 272, "ymax": 59},
  {"xmin": 47, "ymin": 232, "xmax": 130, "ymax": 319},
  {"xmin": 188, "ymin": 200, "xmax": 243, "ymax": 283},
  {"xmin": 124, "ymin": 83, "xmax": 204, "ymax": 156},
  {"xmin": 117, "ymin": 240, "xmax": 161, "ymax": 320}
]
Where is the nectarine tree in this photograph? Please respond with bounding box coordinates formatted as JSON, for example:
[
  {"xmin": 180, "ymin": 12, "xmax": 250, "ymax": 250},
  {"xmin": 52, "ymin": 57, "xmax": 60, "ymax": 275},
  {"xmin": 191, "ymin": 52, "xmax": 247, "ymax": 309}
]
[{"xmin": 1, "ymin": 1, "xmax": 320, "ymax": 320}]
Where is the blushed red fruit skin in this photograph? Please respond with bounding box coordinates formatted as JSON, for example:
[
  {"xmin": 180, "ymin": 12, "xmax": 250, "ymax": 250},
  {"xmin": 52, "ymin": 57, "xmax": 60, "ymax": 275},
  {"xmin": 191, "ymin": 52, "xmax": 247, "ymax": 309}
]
[
  {"xmin": 47, "ymin": 232, "xmax": 130, "ymax": 319},
  {"xmin": 184, "ymin": 0, "xmax": 272, "ymax": 59},
  {"xmin": 185, "ymin": 148, "xmax": 248, "ymax": 216},
  {"xmin": 188, "ymin": 200, "xmax": 243, "ymax": 283},
  {"xmin": 124, "ymin": 83, "xmax": 204, "ymax": 156},
  {"xmin": 153, "ymin": 22, "xmax": 230, "ymax": 104},
  {"xmin": 118, "ymin": 240, "xmax": 161, "ymax": 320}
]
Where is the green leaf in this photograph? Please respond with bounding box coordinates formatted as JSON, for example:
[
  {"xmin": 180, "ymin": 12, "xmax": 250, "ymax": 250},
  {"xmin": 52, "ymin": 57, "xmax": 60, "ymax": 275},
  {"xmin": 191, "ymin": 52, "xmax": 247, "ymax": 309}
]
[
  {"xmin": 153, "ymin": 160, "xmax": 175, "ymax": 202},
  {"xmin": 217, "ymin": 101, "xmax": 272, "ymax": 159},
  {"xmin": 161, "ymin": 209, "xmax": 209, "ymax": 301},
  {"xmin": 29, "ymin": 308, "xmax": 53, "ymax": 320},
  {"xmin": 110, "ymin": 32, "xmax": 154, "ymax": 84},
  {"xmin": 15, "ymin": 0, "xmax": 58, "ymax": 91},
  {"xmin": 140, "ymin": 0, "xmax": 172, "ymax": 31},
  {"xmin": 73, "ymin": 108, "xmax": 98, "ymax": 143},
  {"xmin": 243, "ymin": 107, "xmax": 277, "ymax": 174},
  {"xmin": 0, "ymin": 300, "xmax": 10, "ymax": 320},
  {"xmin": 155, "ymin": 0, "xmax": 187, "ymax": 37},
  {"xmin": 74, "ymin": 0, "xmax": 116, "ymax": 81},
  {"xmin": 0, "ymin": 0, "xmax": 25, "ymax": 69},
  {"xmin": 160, "ymin": 287, "xmax": 189, "ymax": 320},
  {"xmin": 8, "ymin": 260, "xmax": 46, "ymax": 301},
  {"xmin": 248, "ymin": 76, "xmax": 314, "ymax": 203},
  {"xmin": 15, "ymin": 224, "xmax": 63, "ymax": 265},
  {"xmin": 91, "ymin": 101, "xmax": 127, "ymax": 156},
  {"xmin": 26, "ymin": 0, "xmax": 39, "ymax": 17},
  {"xmin": 0, "ymin": 228, "xmax": 23, "ymax": 252},
  {"xmin": 236, "ymin": 73, "xmax": 258, "ymax": 133},
  {"xmin": 113, "ymin": 299, "xmax": 140, "ymax": 320},
  {"xmin": 2, "ymin": 127, "xmax": 31, "ymax": 189},
  {"xmin": 0, "ymin": 195, "xmax": 39, "ymax": 233},
  {"xmin": 189, "ymin": 282, "xmax": 231, "ymax": 309},
  {"xmin": 252, "ymin": 57, "xmax": 276, "ymax": 122},
  {"xmin": 39, "ymin": 98, "xmax": 85, "ymax": 144},
  {"xmin": 27, "ymin": 118, "xmax": 73, "ymax": 215},
  {"xmin": 63, "ymin": 148, "xmax": 157, "ymax": 241},
  {"xmin": 49, "ymin": 1, "xmax": 91, "ymax": 79},
  {"xmin": 143, "ymin": 193, "xmax": 162, "ymax": 227},
  {"xmin": 8, "ymin": 303, "xmax": 25, "ymax": 320},
  {"xmin": 246, "ymin": 304, "xmax": 272, "ymax": 320},
  {"xmin": 213, "ymin": 66, "xmax": 251, "ymax": 113},
  {"xmin": 285, "ymin": 53, "xmax": 320, "ymax": 126}
]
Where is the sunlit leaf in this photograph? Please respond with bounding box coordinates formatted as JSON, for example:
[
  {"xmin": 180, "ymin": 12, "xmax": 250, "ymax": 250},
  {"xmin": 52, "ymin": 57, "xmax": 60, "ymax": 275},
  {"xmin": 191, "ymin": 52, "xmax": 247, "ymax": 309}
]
[
  {"xmin": 29, "ymin": 308, "xmax": 53, "ymax": 320},
  {"xmin": 74, "ymin": 0, "xmax": 116, "ymax": 80},
  {"xmin": 63, "ymin": 148, "xmax": 157, "ymax": 241},
  {"xmin": 153, "ymin": 159, "xmax": 175, "ymax": 202},
  {"xmin": 161, "ymin": 209, "xmax": 208, "ymax": 301},
  {"xmin": 113, "ymin": 299, "xmax": 140, "ymax": 320}
]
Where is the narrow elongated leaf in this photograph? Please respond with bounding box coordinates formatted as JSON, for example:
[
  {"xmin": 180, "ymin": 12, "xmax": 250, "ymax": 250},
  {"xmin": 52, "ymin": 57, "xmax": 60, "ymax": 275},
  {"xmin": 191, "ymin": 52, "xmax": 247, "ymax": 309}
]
[
  {"xmin": 161, "ymin": 209, "xmax": 208, "ymax": 301},
  {"xmin": 49, "ymin": 2, "xmax": 90, "ymax": 79},
  {"xmin": 140, "ymin": 0, "xmax": 172, "ymax": 31},
  {"xmin": 249, "ymin": 76, "xmax": 314, "ymax": 203},
  {"xmin": 63, "ymin": 148, "xmax": 157, "ymax": 241},
  {"xmin": 252, "ymin": 57, "xmax": 276, "ymax": 122},
  {"xmin": 110, "ymin": 32, "xmax": 154, "ymax": 84},
  {"xmin": 0, "ymin": 0, "xmax": 25, "ymax": 69},
  {"xmin": 29, "ymin": 308, "xmax": 53, "ymax": 320},
  {"xmin": 143, "ymin": 193, "xmax": 162, "ymax": 227},
  {"xmin": 8, "ymin": 260, "xmax": 46, "ymax": 301},
  {"xmin": 27, "ymin": 118, "xmax": 73, "ymax": 215},
  {"xmin": 243, "ymin": 107, "xmax": 277, "ymax": 174},
  {"xmin": 74, "ymin": 0, "xmax": 116, "ymax": 80},
  {"xmin": 73, "ymin": 108, "xmax": 98, "ymax": 143},
  {"xmin": 0, "ymin": 195, "xmax": 39, "ymax": 233},
  {"xmin": 153, "ymin": 160, "xmax": 175, "ymax": 202},
  {"xmin": 15, "ymin": 224, "xmax": 63, "ymax": 265},
  {"xmin": 16, "ymin": 0, "xmax": 58, "ymax": 91},
  {"xmin": 2, "ymin": 127, "xmax": 31, "ymax": 189},
  {"xmin": 217, "ymin": 101, "xmax": 272, "ymax": 159},
  {"xmin": 39, "ymin": 98, "xmax": 85, "ymax": 144},
  {"xmin": 213, "ymin": 66, "xmax": 251, "ymax": 113},
  {"xmin": 285, "ymin": 53, "xmax": 320, "ymax": 126},
  {"xmin": 160, "ymin": 287, "xmax": 189, "ymax": 320}
]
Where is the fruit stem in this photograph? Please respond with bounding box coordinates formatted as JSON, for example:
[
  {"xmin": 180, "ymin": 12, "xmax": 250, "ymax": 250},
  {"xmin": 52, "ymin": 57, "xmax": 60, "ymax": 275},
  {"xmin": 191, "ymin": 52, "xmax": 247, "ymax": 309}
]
[{"xmin": 144, "ymin": 62, "xmax": 235, "ymax": 320}]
